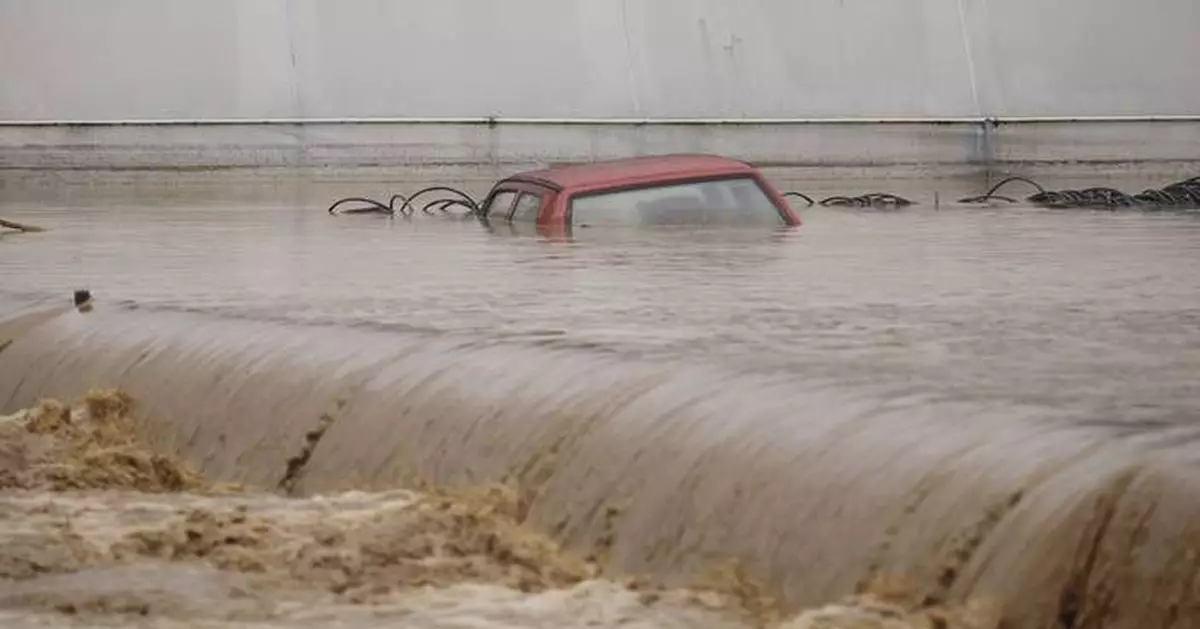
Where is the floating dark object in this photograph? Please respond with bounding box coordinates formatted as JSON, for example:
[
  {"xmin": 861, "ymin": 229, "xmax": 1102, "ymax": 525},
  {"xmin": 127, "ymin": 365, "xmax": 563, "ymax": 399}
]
[
  {"xmin": 73, "ymin": 289, "xmax": 92, "ymax": 308},
  {"xmin": 0, "ymin": 217, "xmax": 47, "ymax": 232}
]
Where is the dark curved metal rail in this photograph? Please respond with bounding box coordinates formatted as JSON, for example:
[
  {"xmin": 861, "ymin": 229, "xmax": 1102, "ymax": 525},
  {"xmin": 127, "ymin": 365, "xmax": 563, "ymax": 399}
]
[
  {"xmin": 782, "ymin": 190, "xmax": 915, "ymax": 209},
  {"xmin": 781, "ymin": 191, "xmax": 815, "ymax": 207},
  {"xmin": 958, "ymin": 176, "xmax": 1046, "ymax": 204},
  {"xmin": 960, "ymin": 175, "xmax": 1200, "ymax": 211},
  {"xmin": 327, "ymin": 194, "xmax": 409, "ymax": 216},
  {"xmin": 397, "ymin": 186, "xmax": 481, "ymax": 216},
  {"xmin": 327, "ymin": 186, "xmax": 482, "ymax": 218}
]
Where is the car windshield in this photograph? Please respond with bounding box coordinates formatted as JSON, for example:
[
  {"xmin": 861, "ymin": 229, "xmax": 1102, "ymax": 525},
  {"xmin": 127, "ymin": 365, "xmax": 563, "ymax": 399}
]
[{"xmin": 568, "ymin": 177, "xmax": 785, "ymax": 227}]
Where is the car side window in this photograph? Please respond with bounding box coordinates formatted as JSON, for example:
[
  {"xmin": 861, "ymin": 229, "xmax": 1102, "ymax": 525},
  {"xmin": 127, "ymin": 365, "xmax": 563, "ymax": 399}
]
[
  {"xmin": 484, "ymin": 190, "xmax": 518, "ymax": 219},
  {"xmin": 511, "ymin": 192, "xmax": 543, "ymax": 222},
  {"xmin": 568, "ymin": 177, "xmax": 783, "ymax": 227}
]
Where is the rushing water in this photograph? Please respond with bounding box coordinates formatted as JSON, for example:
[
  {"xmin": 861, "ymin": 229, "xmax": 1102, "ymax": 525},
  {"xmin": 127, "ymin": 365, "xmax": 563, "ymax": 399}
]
[
  {"xmin": 3, "ymin": 167, "xmax": 1200, "ymax": 628},
  {"xmin": 4, "ymin": 169, "xmax": 1200, "ymax": 424}
]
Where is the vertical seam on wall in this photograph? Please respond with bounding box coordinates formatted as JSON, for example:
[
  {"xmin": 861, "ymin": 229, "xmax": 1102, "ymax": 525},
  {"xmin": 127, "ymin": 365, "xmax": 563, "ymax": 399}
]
[
  {"xmin": 954, "ymin": 0, "xmax": 982, "ymax": 117},
  {"xmin": 283, "ymin": 0, "xmax": 304, "ymax": 119},
  {"xmin": 281, "ymin": 0, "xmax": 309, "ymax": 166},
  {"xmin": 619, "ymin": 0, "xmax": 642, "ymax": 117}
]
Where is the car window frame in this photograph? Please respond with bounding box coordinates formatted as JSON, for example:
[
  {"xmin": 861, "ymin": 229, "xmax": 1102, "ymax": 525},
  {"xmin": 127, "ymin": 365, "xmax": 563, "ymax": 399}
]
[
  {"xmin": 482, "ymin": 180, "xmax": 555, "ymax": 223},
  {"xmin": 482, "ymin": 188, "xmax": 519, "ymax": 221},
  {"xmin": 510, "ymin": 191, "xmax": 544, "ymax": 223}
]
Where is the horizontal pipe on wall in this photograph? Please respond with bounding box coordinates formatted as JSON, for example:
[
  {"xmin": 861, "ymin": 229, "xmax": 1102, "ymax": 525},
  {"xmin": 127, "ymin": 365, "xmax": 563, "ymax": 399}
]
[{"xmin": 3, "ymin": 115, "xmax": 1200, "ymax": 127}]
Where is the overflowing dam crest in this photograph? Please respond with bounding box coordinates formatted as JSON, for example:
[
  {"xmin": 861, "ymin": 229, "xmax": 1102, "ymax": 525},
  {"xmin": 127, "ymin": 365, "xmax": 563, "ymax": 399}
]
[
  {"xmin": 1, "ymin": 296, "xmax": 1199, "ymax": 628},
  {"xmin": 0, "ymin": 388, "xmax": 1007, "ymax": 628}
]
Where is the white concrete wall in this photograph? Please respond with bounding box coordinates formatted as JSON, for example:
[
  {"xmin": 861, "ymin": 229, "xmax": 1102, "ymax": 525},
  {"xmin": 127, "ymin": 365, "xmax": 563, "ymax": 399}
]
[
  {"xmin": 1, "ymin": 0, "xmax": 1197, "ymax": 170},
  {"xmin": 2, "ymin": 0, "xmax": 1199, "ymax": 121}
]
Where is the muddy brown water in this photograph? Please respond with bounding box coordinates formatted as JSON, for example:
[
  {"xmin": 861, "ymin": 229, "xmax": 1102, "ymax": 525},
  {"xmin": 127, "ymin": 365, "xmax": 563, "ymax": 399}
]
[{"xmin": 2, "ymin": 167, "xmax": 1200, "ymax": 628}]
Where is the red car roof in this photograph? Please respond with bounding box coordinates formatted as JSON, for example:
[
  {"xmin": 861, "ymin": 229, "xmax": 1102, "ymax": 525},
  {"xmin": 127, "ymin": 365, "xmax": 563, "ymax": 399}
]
[{"xmin": 507, "ymin": 154, "xmax": 758, "ymax": 192}]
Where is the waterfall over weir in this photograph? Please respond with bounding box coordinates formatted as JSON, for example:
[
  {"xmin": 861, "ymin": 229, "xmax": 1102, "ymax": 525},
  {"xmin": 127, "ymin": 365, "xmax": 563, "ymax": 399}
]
[{"xmin": 2, "ymin": 298, "xmax": 1199, "ymax": 629}]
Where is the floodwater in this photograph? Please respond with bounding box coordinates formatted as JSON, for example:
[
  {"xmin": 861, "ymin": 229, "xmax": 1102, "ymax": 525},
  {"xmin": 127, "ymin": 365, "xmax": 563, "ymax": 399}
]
[{"xmin": 2, "ymin": 167, "xmax": 1200, "ymax": 628}]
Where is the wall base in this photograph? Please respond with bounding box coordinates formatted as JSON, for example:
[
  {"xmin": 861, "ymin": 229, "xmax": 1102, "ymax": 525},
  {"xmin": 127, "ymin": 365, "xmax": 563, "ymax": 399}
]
[{"xmin": 2, "ymin": 120, "xmax": 1198, "ymax": 176}]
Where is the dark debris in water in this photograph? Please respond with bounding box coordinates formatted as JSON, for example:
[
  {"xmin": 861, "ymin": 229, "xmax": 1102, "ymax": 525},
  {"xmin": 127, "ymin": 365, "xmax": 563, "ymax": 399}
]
[{"xmin": 959, "ymin": 175, "xmax": 1200, "ymax": 211}]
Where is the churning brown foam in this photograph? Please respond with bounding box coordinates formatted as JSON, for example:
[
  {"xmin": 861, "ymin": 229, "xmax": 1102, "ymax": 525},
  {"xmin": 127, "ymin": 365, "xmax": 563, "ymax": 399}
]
[
  {"xmin": 0, "ymin": 391, "xmax": 1007, "ymax": 628},
  {"xmin": 1, "ymin": 302, "xmax": 1198, "ymax": 628}
]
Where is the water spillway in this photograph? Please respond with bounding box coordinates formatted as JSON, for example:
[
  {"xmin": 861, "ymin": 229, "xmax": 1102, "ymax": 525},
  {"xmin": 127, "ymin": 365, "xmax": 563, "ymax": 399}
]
[
  {"xmin": 2, "ymin": 0, "xmax": 1199, "ymax": 625},
  {"xmin": 2, "ymin": 300, "xmax": 1198, "ymax": 628}
]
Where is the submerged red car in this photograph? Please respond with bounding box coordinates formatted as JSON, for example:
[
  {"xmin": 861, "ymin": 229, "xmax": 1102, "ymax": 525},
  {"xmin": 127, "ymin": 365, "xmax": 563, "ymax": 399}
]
[{"xmin": 480, "ymin": 154, "xmax": 802, "ymax": 229}]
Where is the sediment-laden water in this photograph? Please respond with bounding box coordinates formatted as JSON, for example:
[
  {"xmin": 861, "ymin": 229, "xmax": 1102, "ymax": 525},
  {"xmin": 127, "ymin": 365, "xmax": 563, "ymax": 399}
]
[
  {"xmin": 0, "ymin": 391, "xmax": 1000, "ymax": 629},
  {"xmin": 2, "ymin": 168, "xmax": 1200, "ymax": 628}
]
